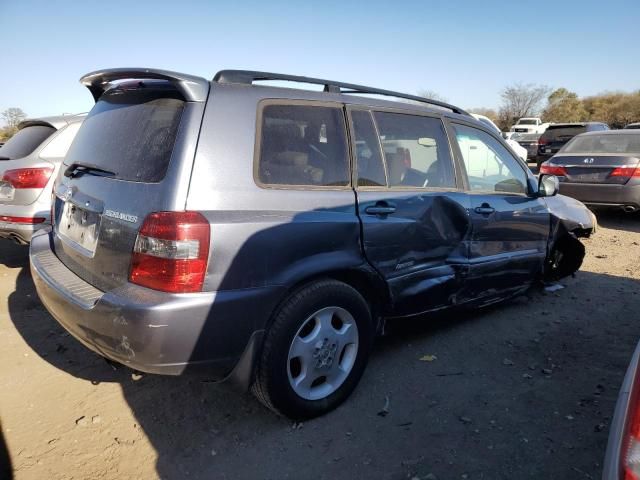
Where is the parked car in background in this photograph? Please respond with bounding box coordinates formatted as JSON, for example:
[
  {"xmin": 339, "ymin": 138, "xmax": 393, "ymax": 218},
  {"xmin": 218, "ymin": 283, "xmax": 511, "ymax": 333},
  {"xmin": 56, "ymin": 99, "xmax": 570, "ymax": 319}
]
[
  {"xmin": 536, "ymin": 122, "xmax": 609, "ymax": 167},
  {"xmin": 0, "ymin": 118, "xmax": 64, "ymax": 162},
  {"xmin": 624, "ymin": 122, "xmax": 640, "ymax": 130},
  {"xmin": 31, "ymin": 68, "xmax": 595, "ymax": 419},
  {"xmin": 0, "ymin": 115, "xmax": 84, "ymax": 243},
  {"xmin": 540, "ymin": 130, "xmax": 640, "ymax": 212},
  {"xmin": 602, "ymin": 339, "xmax": 640, "ymax": 479},
  {"xmin": 510, "ymin": 117, "xmax": 549, "ymax": 134},
  {"xmin": 471, "ymin": 113, "xmax": 528, "ymax": 161},
  {"xmin": 511, "ymin": 132, "xmax": 541, "ymax": 161}
]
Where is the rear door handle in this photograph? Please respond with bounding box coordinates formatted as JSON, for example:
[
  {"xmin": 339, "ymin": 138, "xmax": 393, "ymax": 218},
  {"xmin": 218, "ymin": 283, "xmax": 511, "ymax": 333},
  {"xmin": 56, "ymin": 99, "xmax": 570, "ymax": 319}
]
[
  {"xmin": 365, "ymin": 202, "xmax": 396, "ymax": 216},
  {"xmin": 474, "ymin": 204, "xmax": 495, "ymax": 215}
]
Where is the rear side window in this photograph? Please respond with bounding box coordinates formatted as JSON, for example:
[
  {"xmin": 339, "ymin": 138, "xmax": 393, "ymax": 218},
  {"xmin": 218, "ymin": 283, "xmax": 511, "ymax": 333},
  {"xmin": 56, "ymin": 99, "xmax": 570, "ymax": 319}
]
[
  {"xmin": 0, "ymin": 125, "xmax": 56, "ymax": 160},
  {"xmin": 258, "ymin": 104, "xmax": 350, "ymax": 187},
  {"xmin": 39, "ymin": 122, "xmax": 82, "ymax": 159},
  {"xmin": 374, "ymin": 112, "xmax": 456, "ymax": 189},
  {"xmin": 64, "ymin": 85, "xmax": 185, "ymax": 182}
]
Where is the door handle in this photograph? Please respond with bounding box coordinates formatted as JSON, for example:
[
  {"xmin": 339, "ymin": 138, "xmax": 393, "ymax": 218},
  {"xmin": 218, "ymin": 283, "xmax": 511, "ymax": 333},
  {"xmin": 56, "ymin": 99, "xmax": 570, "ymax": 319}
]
[
  {"xmin": 474, "ymin": 203, "xmax": 495, "ymax": 215},
  {"xmin": 365, "ymin": 202, "xmax": 396, "ymax": 216}
]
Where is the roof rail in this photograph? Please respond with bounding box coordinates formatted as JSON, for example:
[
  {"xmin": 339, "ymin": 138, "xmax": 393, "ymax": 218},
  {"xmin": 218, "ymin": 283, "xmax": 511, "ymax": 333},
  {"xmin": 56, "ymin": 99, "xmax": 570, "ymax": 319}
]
[
  {"xmin": 80, "ymin": 68, "xmax": 210, "ymax": 102},
  {"xmin": 214, "ymin": 70, "xmax": 469, "ymax": 116}
]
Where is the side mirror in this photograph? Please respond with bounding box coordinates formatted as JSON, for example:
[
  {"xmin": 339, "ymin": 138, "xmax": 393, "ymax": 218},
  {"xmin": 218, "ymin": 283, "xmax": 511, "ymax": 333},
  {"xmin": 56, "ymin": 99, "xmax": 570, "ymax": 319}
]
[{"xmin": 538, "ymin": 174, "xmax": 559, "ymax": 197}]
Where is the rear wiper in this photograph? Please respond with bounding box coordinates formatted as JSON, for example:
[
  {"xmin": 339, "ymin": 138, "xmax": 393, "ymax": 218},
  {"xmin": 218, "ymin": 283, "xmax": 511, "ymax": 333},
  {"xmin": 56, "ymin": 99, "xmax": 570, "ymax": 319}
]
[
  {"xmin": 0, "ymin": 156, "xmax": 10, "ymax": 160},
  {"xmin": 64, "ymin": 162, "xmax": 116, "ymax": 178}
]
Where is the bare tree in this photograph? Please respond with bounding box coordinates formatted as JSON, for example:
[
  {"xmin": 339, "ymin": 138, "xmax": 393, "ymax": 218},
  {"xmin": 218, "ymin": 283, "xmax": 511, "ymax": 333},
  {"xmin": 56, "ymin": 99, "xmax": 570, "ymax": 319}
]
[
  {"xmin": 498, "ymin": 83, "xmax": 550, "ymax": 129},
  {"xmin": 417, "ymin": 89, "xmax": 448, "ymax": 103},
  {"xmin": 1, "ymin": 108, "xmax": 27, "ymax": 128}
]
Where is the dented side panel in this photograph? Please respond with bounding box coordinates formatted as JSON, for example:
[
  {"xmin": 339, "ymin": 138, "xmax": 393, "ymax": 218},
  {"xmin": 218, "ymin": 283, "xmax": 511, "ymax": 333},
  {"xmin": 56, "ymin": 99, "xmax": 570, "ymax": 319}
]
[{"xmin": 356, "ymin": 190, "xmax": 471, "ymax": 315}]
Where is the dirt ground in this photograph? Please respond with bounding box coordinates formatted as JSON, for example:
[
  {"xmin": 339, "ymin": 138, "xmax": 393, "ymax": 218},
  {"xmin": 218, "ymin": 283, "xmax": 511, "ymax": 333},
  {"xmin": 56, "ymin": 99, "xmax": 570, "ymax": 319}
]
[{"xmin": 1, "ymin": 209, "xmax": 639, "ymax": 480}]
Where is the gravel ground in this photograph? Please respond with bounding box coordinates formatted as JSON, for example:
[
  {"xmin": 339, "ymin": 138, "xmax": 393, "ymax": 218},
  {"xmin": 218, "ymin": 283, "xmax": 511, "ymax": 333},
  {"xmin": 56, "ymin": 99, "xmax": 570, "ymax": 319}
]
[{"xmin": 0, "ymin": 209, "xmax": 639, "ymax": 480}]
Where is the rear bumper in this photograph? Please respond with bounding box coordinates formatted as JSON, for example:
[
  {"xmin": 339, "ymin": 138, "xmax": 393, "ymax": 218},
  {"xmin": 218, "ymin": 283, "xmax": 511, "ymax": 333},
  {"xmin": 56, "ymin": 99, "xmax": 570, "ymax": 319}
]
[
  {"xmin": 0, "ymin": 200, "xmax": 50, "ymax": 244},
  {"xmin": 30, "ymin": 231, "xmax": 282, "ymax": 380},
  {"xmin": 558, "ymin": 181, "xmax": 640, "ymax": 209}
]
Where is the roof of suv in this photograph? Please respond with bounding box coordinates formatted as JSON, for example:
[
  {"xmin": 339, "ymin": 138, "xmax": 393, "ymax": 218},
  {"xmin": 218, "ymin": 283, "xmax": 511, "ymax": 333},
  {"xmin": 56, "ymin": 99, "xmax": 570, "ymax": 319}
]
[
  {"xmin": 18, "ymin": 113, "xmax": 86, "ymax": 131},
  {"xmin": 79, "ymin": 67, "xmax": 474, "ymax": 123}
]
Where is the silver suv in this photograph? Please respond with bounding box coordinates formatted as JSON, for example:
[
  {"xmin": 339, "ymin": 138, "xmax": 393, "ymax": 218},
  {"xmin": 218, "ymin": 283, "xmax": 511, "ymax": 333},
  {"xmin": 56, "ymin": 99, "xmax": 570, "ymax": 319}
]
[
  {"xmin": 0, "ymin": 115, "xmax": 84, "ymax": 243},
  {"xmin": 30, "ymin": 68, "xmax": 595, "ymax": 419}
]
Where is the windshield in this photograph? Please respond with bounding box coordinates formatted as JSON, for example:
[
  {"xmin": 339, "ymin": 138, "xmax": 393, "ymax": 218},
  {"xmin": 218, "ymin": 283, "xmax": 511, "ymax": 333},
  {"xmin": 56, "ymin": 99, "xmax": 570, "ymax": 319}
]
[
  {"xmin": 562, "ymin": 134, "xmax": 640, "ymax": 154},
  {"xmin": 0, "ymin": 125, "xmax": 56, "ymax": 160},
  {"xmin": 517, "ymin": 119, "xmax": 537, "ymax": 125},
  {"xmin": 64, "ymin": 84, "xmax": 185, "ymax": 182}
]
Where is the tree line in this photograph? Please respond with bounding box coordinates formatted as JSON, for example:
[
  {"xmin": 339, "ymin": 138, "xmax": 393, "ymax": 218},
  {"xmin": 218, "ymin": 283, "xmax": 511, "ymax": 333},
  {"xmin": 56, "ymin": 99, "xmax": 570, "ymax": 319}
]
[
  {"xmin": 0, "ymin": 108, "xmax": 27, "ymax": 142},
  {"xmin": 470, "ymin": 84, "xmax": 640, "ymax": 131}
]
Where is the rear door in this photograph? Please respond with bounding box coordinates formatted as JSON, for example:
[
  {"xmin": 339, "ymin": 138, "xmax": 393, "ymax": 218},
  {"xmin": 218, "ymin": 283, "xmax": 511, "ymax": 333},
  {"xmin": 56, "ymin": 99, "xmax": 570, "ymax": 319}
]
[
  {"xmin": 349, "ymin": 107, "xmax": 471, "ymax": 316},
  {"xmin": 51, "ymin": 79, "xmax": 207, "ymax": 291},
  {"xmin": 449, "ymin": 121, "xmax": 549, "ymax": 301}
]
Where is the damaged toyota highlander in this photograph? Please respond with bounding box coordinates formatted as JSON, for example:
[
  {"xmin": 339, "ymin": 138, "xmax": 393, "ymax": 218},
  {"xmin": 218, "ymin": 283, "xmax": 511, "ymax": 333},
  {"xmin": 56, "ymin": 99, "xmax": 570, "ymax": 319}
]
[{"xmin": 30, "ymin": 68, "xmax": 596, "ymax": 419}]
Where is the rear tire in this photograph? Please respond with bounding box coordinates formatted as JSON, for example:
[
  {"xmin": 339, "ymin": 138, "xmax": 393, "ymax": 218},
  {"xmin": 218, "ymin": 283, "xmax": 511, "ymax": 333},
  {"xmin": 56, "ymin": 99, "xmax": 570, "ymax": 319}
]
[{"xmin": 251, "ymin": 279, "xmax": 373, "ymax": 419}]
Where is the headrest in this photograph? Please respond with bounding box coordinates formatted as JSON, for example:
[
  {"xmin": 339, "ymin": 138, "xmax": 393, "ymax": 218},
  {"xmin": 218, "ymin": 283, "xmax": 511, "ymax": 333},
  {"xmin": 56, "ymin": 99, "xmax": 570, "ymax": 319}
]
[{"xmin": 273, "ymin": 151, "xmax": 309, "ymax": 166}]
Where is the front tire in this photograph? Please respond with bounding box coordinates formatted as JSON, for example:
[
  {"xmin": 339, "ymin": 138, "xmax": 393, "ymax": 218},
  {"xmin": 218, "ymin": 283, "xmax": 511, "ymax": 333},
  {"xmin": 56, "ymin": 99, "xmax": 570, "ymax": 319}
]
[{"xmin": 251, "ymin": 279, "xmax": 373, "ymax": 419}]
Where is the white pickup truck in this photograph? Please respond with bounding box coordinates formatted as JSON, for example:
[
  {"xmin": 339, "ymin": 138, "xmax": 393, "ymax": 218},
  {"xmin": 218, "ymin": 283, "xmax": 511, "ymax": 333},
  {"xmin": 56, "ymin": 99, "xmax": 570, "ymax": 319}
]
[{"xmin": 510, "ymin": 117, "xmax": 549, "ymax": 134}]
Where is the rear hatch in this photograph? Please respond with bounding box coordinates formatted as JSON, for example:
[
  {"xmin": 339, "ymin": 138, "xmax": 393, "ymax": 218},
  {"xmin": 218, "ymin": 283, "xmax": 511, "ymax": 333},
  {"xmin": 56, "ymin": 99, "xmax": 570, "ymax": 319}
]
[
  {"xmin": 549, "ymin": 155, "xmax": 640, "ymax": 184},
  {"xmin": 51, "ymin": 69, "xmax": 209, "ymax": 292},
  {"xmin": 539, "ymin": 125, "xmax": 587, "ymax": 155}
]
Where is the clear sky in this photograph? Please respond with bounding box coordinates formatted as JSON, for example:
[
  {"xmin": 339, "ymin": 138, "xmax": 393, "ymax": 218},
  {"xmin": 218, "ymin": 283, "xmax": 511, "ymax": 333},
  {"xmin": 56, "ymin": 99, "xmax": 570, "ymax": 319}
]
[{"xmin": 0, "ymin": 0, "xmax": 638, "ymax": 123}]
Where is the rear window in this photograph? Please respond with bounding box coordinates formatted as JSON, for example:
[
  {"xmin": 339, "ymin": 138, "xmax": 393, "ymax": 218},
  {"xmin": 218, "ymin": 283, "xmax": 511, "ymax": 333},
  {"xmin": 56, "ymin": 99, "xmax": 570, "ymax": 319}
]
[
  {"xmin": 64, "ymin": 85, "xmax": 185, "ymax": 182},
  {"xmin": 542, "ymin": 125, "xmax": 587, "ymax": 140},
  {"xmin": 0, "ymin": 125, "xmax": 56, "ymax": 160},
  {"xmin": 517, "ymin": 119, "xmax": 537, "ymax": 125},
  {"xmin": 562, "ymin": 134, "xmax": 640, "ymax": 154}
]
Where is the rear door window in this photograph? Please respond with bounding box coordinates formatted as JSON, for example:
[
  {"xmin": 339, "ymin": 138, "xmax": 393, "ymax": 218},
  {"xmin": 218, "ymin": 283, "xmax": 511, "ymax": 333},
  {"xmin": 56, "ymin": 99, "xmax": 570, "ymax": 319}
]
[
  {"xmin": 257, "ymin": 103, "xmax": 350, "ymax": 187},
  {"xmin": 63, "ymin": 84, "xmax": 185, "ymax": 182},
  {"xmin": 373, "ymin": 112, "xmax": 456, "ymax": 189},
  {"xmin": 453, "ymin": 123, "xmax": 527, "ymax": 194},
  {"xmin": 0, "ymin": 125, "xmax": 56, "ymax": 160}
]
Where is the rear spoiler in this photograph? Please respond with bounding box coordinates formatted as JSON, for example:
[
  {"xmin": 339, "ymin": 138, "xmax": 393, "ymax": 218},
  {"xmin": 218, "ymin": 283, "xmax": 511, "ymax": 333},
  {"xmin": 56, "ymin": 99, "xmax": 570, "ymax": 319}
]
[{"xmin": 80, "ymin": 68, "xmax": 210, "ymax": 103}]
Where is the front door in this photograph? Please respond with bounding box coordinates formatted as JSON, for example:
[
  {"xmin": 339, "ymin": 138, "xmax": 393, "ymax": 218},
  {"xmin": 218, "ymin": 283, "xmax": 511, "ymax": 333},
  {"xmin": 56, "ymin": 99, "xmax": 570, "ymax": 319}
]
[
  {"xmin": 449, "ymin": 121, "xmax": 550, "ymax": 302},
  {"xmin": 348, "ymin": 107, "xmax": 471, "ymax": 316}
]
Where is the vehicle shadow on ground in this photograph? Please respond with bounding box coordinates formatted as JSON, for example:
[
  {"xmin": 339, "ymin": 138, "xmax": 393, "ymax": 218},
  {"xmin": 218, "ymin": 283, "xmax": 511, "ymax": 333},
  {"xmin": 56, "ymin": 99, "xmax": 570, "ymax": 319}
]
[
  {"xmin": 0, "ymin": 422, "xmax": 12, "ymax": 480},
  {"xmin": 594, "ymin": 208, "xmax": 640, "ymax": 233},
  {"xmin": 0, "ymin": 242, "xmax": 29, "ymax": 268},
  {"xmin": 7, "ymin": 245, "xmax": 640, "ymax": 479}
]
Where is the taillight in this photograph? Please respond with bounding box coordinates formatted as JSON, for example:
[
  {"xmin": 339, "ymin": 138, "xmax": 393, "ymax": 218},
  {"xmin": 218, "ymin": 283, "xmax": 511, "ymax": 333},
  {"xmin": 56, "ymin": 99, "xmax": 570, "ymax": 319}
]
[
  {"xmin": 611, "ymin": 166, "xmax": 640, "ymax": 178},
  {"xmin": 129, "ymin": 211, "xmax": 210, "ymax": 293},
  {"xmin": 540, "ymin": 163, "xmax": 567, "ymax": 176},
  {"xmin": 0, "ymin": 215, "xmax": 46, "ymax": 224},
  {"xmin": 538, "ymin": 137, "xmax": 548, "ymax": 146},
  {"xmin": 622, "ymin": 372, "xmax": 640, "ymax": 479},
  {"xmin": 2, "ymin": 167, "xmax": 54, "ymax": 189}
]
